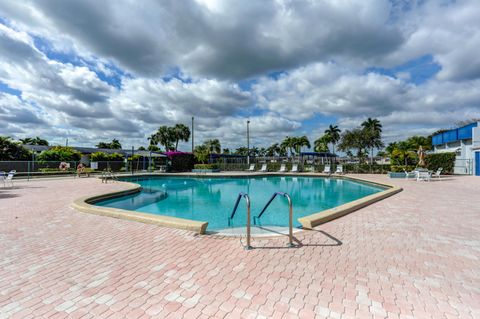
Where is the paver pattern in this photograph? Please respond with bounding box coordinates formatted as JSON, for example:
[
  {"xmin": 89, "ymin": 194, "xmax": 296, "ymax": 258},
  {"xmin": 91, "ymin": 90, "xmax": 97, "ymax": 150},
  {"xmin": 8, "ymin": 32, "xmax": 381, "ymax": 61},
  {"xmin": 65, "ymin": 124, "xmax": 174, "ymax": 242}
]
[{"xmin": 0, "ymin": 175, "xmax": 479, "ymax": 319}]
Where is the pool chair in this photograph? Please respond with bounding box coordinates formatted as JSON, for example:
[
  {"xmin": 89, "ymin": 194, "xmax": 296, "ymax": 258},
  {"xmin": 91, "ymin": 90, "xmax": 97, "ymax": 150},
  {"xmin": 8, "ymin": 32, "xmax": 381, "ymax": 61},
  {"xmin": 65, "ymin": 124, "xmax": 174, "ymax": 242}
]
[
  {"xmin": 259, "ymin": 164, "xmax": 268, "ymax": 172},
  {"xmin": 0, "ymin": 171, "xmax": 5, "ymax": 187},
  {"xmin": 278, "ymin": 164, "xmax": 287, "ymax": 172},
  {"xmin": 403, "ymin": 169, "xmax": 416, "ymax": 179},
  {"xmin": 4, "ymin": 170, "xmax": 15, "ymax": 187},
  {"xmin": 323, "ymin": 165, "xmax": 331, "ymax": 175},
  {"xmin": 291, "ymin": 164, "xmax": 299, "ymax": 172},
  {"xmin": 246, "ymin": 164, "xmax": 255, "ymax": 171},
  {"xmin": 416, "ymin": 170, "xmax": 431, "ymax": 182},
  {"xmin": 432, "ymin": 167, "xmax": 443, "ymax": 180},
  {"xmin": 335, "ymin": 165, "xmax": 343, "ymax": 174}
]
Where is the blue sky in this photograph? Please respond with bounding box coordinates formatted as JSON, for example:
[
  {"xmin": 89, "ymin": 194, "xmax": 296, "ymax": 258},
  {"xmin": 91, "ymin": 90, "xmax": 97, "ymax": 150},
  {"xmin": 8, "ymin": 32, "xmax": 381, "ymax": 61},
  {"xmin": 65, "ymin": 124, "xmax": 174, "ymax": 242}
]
[{"xmin": 0, "ymin": 0, "xmax": 479, "ymax": 150}]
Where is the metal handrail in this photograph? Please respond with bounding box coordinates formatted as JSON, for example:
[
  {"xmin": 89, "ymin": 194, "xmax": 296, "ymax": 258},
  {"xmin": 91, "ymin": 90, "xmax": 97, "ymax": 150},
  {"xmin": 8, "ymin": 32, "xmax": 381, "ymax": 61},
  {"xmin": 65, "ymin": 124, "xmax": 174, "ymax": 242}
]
[
  {"xmin": 228, "ymin": 192, "xmax": 252, "ymax": 250},
  {"xmin": 254, "ymin": 191, "xmax": 295, "ymax": 248}
]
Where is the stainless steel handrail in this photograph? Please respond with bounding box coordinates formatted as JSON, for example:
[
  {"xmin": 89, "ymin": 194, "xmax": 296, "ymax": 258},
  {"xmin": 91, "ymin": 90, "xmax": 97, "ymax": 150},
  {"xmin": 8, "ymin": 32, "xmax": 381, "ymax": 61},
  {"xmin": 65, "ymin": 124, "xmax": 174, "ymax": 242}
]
[
  {"xmin": 254, "ymin": 191, "xmax": 295, "ymax": 248},
  {"xmin": 228, "ymin": 192, "xmax": 252, "ymax": 250}
]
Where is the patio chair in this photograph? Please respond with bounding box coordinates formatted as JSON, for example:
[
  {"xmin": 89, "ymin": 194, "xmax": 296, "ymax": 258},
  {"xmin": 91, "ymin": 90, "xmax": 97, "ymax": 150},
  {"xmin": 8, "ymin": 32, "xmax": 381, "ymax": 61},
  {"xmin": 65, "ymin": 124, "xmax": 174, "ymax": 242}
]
[
  {"xmin": 246, "ymin": 164, "xmax": 255, "ymax": 171},
  {"xmin": 323, "ymin": 165, "xmax": 331, "ymax": 175},
  {"xmin": 291, "ymin": 164, "xmax": 299, "ymax": 172},
  {"xmin": 0, "ymin": 171, "xmax": 6, "ymax": 187},
  {"xmin": 335, "ymin": 165, "xmax": 343, "ymax": 174},
  {"xmin": 403, "ymin": 169, "xmax": 416, "ymax": 179},
  {"xmin": 5, "ymin": 170, "xmax": 15, "ymax": 187},
  {"xmin": 278, "ymin": 164, "xmax": 287, "ymax": 172},
  {"xmin": 259, "ymin": 164, "xmax": 268, "ymax": 172},
  {"xmin": 416, "ymin": 171, "xmax": 431, "ymax": 182},
  {"xmin": 432, "ymin": 167, "xmax": 443, "ymax": 180}
]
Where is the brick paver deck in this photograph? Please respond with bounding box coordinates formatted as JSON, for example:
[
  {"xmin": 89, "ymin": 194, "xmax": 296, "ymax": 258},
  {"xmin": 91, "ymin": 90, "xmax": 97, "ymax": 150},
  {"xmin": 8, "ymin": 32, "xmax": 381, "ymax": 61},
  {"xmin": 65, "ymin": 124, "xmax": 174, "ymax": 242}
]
[{"xmin": 0, "ymin": 175, "xmax": 479, "ymax": 319}]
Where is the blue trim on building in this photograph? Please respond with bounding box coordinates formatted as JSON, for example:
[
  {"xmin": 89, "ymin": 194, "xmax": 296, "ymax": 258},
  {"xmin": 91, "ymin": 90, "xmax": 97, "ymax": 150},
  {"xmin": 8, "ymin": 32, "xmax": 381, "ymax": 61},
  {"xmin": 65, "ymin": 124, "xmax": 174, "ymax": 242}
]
[{"xmin": 432, "ymin": 122, "xmax": 478, "ymax": 146}]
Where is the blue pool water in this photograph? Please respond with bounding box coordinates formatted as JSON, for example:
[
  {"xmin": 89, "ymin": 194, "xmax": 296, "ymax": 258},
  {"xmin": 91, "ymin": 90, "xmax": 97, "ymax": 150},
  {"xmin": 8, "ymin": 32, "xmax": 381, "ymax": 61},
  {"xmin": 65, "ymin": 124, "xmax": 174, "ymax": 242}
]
[{"xmin": 95, "ymin": 176, "xmax": 385, "ymax": 230}]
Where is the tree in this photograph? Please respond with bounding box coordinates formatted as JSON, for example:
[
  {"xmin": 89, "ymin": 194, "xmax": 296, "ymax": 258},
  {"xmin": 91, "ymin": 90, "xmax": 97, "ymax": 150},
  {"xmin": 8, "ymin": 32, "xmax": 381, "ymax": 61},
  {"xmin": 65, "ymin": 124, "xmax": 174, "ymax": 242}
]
[
  {"xmin": 361, "ymin": 118, "xmax": 383, "ymax": 164},
  {"xmin": 234, "ymin": 147, "xmax": 248, "ymax": 156},
  {"xmin": 96, "ymin": 139, "xmax": 122, "ymax": 149},
  {"xmin": 147, "ymin": 145, "xmax": 160, "ymax": 152},
  {"xmin": 205, "ymin": 139, "xmax": 221, "ymax": 154},
  {"xmin": 222, "ymin": 148, "xmax": 230, "ymax": 154},
  {"xmin": 324, "ymin": 124, "xmax": 341, "ymax": 154},
  {"xmin": 153, "ymin": 126, "xmax": 175, "ymax": 151},
  {"xmin": 194, "ymin": 144, "xmax": 209, "ymax": 164},
  {"xmin": 19, "ymin": 136, "xmax": 49, "ymax": 146},
  {"xmin": 266, "ymin": 143, "xmax": 281, "ymax": 156},
  {"xmin": 314, "ymin": 135, "xmax": 330, "ymax": 152},
  {"xmin": 0, "ymin": 136, "xmax": 31, "ymax": 160},
  {"xmin": 337, "ymin": 128, "xmax": 370, "ymax": 163},
  {"xmin": 137, "ymin": 146, "xmax": 146, "ymax": 151},
  {"xmin": 294, "ymin": 136, "xmax": 310, "ymax": 153},
  {"xmin": 172, "ymin": 123, "xmax": 191, "ymax": 151},
  {"xmin": 281, "ymin": 136, "xmax": 296, "ymax": 157}
]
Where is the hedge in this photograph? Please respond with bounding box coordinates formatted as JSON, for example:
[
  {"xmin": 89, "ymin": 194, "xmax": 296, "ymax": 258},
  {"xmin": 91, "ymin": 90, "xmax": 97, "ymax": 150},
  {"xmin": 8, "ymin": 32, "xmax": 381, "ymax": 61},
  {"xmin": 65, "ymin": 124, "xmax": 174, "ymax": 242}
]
[
  {"xmin": 168, "ymin": 153, "xmax": 194, "ymax": 172},
  {"xmin": 425, "ymin": 152, "xmax": 456, "ymax": 174},
  {"xmin": 194, "ymin": 163, "xmax": 218, "ymax": 170}
]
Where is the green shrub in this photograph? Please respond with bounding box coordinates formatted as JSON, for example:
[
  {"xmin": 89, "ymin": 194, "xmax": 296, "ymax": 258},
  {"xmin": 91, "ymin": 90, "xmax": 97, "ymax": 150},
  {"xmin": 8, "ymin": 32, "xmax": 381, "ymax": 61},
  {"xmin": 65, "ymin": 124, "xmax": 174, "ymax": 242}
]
[
  {"xmin": 194, "ymin": 164, "xmax": 219, "ymax": 170},
  {"xmin": 90, "ymin": 152, "xmax": 125, "ymax": 161},
  {"xmin": 389, "ymin": 165, "xmax": 416, "ymax": 172},
  {"xmin": 425, "ymin": 152, "xmax": 455, "ymax": 174},
  {"xmin": 37, "ymin": 146, "xmax": 81, "ymax": 162},
  {"xmin": 0, "ymin": 136, "xmax": 31, "ymax": 160}
]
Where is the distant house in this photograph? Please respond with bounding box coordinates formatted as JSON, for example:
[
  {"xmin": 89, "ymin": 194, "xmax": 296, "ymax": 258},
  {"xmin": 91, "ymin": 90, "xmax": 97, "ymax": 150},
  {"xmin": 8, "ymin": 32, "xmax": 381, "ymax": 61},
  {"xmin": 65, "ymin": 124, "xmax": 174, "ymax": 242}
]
[{"xmin": 431, "ymin": 122, "xmax": 480, "ymax": 175}]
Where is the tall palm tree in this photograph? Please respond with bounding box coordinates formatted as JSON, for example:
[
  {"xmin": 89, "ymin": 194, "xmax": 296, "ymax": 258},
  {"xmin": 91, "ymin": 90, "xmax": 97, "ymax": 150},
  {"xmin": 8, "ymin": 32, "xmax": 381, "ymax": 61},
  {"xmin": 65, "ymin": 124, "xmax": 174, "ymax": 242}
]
[
  {"xmin": 205, "ymin": 139, "xmax": 221, "ymax": 154},
  {"xmin": 19, "ymin": 137, "xmax": 34, "ymax": 145},
  {"xmin": 361, "ymin": 118, "xmax": 383, "ymax": 164},
  {"xmin": 172, "ymin": 123, "xmax": 191, "ymax": 151},
  {"xmin": 294, "ymin": 136, "xmax": 311, "ymax": 154},
  {"xmin": 324, "ymin": 124, "xmax": 341, "ymax": 155},
  {"xmin": 110, "ymin": 139, "xmax": 122, "ymax": 149},
  {"xmin": 155, "ymin": 126, "xmax": 175, "ymax": 151},
  {"xmin": 281, "ymin": 136, "xmax": 295, "ymax": 157}
]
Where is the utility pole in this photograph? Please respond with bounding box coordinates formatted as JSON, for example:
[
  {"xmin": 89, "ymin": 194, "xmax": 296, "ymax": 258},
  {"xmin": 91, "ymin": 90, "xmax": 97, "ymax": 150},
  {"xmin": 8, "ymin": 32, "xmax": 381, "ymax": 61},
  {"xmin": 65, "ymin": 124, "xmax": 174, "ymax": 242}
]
[
  {"xmin": 191, "ymin": 116, "xmax": 194, "ymax": 153},
  {"xmin": 247, "ymin": 120, "xmax": 250, "ymax": 165}
]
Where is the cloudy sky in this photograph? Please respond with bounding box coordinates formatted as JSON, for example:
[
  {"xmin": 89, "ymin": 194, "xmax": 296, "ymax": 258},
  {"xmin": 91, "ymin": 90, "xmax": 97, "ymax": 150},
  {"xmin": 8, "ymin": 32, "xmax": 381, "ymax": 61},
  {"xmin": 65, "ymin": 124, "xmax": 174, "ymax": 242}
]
[{"xmin": 1, "ymin": 0, "xmax": 480, "ymax": 151}]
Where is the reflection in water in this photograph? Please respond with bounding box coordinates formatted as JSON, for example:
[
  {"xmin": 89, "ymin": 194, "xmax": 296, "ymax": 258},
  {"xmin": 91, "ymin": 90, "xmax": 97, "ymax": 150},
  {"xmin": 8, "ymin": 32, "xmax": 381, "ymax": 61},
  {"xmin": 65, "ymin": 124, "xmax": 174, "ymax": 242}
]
[{"xmin": 96, "ymin": 176, "xmax": 384, "ymax": 230}]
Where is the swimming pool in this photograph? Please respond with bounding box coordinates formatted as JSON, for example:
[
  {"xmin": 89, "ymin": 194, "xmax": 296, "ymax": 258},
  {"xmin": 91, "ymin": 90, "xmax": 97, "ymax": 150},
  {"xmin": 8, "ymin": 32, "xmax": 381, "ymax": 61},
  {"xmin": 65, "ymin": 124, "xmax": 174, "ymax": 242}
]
[{"xmin": 94, "ymin": 176, "xmax": 385, "ymax": 231}]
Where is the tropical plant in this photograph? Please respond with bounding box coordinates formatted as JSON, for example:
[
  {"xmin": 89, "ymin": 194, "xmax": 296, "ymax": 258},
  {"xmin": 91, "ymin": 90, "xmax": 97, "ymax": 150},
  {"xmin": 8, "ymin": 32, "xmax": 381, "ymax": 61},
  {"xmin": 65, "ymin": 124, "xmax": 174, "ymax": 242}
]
[
  {"xmin": 265, "ymin": 143, "xmax": 280, "ymax": 156},
  {"xmin": 280, "ymin": 136, "xmax": 295, "ymax": 157},
  {"xmin": 324, "ymin": 124, "xmax": 341, "ymax": 154},
  {"xmin": 172, "ymin": 123, "xmax": 191, "ymax": 151},
  {"xmin": 154, "ymin": 126, "xmax": 175, "ymax": 151},
  {"xmin": 137, "ymin": 146, "xmax": 146, "ymax": 151},
  {"xmin": 19, "ymin": 136, "xmax": 49, "ymax": 146},
  {"xmin": 0, "ymin": 136, "xmax": 31, "ymax": 160},
  {"xmin": 37, "ymin": 146, "xmax": 81, "ymax": 162},
  {"xmin": 314, "ymin": 135, "xmax": 330, "ymax": 152},
  {"xmin": 294, "ymin": 136, "xmax": 311, "ymax": 153},
  {"xmin": 337, "ymin": 128, "xmax": 370, "ymax": 163},
  {"xmin": 147, "ymin": 145, "xmax": 160, "ymax": 152},
  {"xmin": 90, "ymin": 152, "xmax": 125, "ymax": 161},
  {"xmin": 234, "ymin": 147, "xmax": 248, "ymax": 156},
  {"xmin": 222, "ymin": 148, "xmax": 230, "ymax": 154},
  {"xmin": 361, "ymin": 118, "xmax": 383, "ymax": 164},
  {"xmin": 194, "ymin": 144, "xmax": 209, "ymax": 163}
]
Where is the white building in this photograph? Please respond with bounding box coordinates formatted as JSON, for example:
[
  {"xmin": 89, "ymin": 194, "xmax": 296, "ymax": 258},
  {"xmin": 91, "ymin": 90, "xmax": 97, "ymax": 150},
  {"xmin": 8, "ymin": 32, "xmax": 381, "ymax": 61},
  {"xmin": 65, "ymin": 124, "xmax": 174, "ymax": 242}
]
[{"xmin": 432, "ymin": 122, "xmax": 480, "ymax": 176}]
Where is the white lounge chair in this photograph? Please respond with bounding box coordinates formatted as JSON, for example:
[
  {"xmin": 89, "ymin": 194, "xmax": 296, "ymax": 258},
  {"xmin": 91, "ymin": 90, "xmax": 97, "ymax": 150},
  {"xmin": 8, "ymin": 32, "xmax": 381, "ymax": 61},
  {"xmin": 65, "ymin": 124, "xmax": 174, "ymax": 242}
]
[
  {"xmin": 4, "ymin": 170, "xmax": 15, "ymax": 187},
  {"xmin": 335, "ymin": 165, "xmax": 343, "ymax": 174},
  {"xmin": 291, "ymin": 164, "xmax": 299, "ymax": 172},
  {"xmin": 403, "ymin": 169, "xmax": 416, "ymax": 179},
  {"xmin": 259, "ymin": 164, "xmax": 268, "ymax": 172},
  {"xmin": 278, "ymin": 164, "xmax": 287, "ymax": 172},
  {"xmin": 246, "ymin": 164, "xmax": 255, "ymax": 171},
  {"xmin": 432, "ymin": 167, "xmax": 443, "ymax": 180},
  {"xmin": 416, "ymin": 171, "xmax": 431, "ymax": 182},
  {"xmin": 323, "ymin": 165, "xmax": 331, "ymax": 175},
  {"xmin": 0, "ymin": 171, "xmax": 6, "ymax": 187}
]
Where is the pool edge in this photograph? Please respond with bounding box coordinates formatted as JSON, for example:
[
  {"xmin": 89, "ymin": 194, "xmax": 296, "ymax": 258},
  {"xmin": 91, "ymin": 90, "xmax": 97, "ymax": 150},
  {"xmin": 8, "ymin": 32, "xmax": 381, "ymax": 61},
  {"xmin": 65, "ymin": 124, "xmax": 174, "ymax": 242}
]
[
  {"xmin": 71, "ymin": 181, "xmax": 209, "ymax": 234},
  {"xmin": 298, "ymin": 176, "xmax": 402, "ymax": 229}
]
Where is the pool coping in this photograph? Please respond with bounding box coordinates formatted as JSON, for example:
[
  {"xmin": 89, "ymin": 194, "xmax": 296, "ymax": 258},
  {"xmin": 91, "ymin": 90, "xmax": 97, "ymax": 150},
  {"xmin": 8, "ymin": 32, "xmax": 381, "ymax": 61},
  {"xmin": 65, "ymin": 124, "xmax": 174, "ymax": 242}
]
[{"xmin": 70, "ymin": 173, "xmax": 402, "ymax": 235}]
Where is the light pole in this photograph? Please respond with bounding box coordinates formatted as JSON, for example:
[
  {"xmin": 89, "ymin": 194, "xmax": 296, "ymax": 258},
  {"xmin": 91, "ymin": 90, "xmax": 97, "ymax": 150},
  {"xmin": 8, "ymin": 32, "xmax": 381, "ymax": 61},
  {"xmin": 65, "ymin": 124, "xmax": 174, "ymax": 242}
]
[
  {"xmin": 191, "ymin": 116, "xmax": 194, "ymax": 153},
  {"xmin": 247, "ymin": 120, "xmax": 250, "ymax": 165}
]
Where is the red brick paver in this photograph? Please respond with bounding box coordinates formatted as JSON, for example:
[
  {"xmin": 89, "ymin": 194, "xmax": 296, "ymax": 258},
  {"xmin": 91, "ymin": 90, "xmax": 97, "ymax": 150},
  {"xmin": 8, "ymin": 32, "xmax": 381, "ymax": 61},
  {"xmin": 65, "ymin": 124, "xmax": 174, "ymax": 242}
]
[{"xmin": 0, "ymin": 175, "xmax": 479, "ymax": 318}]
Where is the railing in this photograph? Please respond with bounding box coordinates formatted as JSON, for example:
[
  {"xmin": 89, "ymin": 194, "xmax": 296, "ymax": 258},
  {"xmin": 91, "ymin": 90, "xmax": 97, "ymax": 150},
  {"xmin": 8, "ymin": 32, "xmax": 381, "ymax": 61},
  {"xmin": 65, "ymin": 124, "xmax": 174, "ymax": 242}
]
[
  {"xmin": 254, "ymin": 192, "xmax": 295, "ymax": 248},
  {"xmin": 101, "ymin": 170, "xmax": 118, "ymax": 183},
  {"xmin": 228, "ymin": 192, "xmax": 252, "ymax": 250}
]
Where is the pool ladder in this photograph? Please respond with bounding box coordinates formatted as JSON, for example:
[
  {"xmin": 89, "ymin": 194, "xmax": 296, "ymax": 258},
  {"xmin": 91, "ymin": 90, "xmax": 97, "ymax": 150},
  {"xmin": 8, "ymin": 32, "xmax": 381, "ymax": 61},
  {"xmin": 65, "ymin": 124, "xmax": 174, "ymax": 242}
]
[
  {"xmin": 229, "ymin": 191, "xmax": 295, "ymax": 250},
  {"xmin": 101, "ymin": 170, "xmax": 118, "ymax": 183}
]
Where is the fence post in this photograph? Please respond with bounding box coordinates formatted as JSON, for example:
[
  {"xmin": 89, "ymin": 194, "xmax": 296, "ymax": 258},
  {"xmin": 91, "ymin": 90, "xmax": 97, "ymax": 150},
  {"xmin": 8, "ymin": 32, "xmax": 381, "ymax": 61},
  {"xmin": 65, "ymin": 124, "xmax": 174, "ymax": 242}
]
[{"xmin": 27, "ymin": 161, "xmax": 30, "ymax": 181}]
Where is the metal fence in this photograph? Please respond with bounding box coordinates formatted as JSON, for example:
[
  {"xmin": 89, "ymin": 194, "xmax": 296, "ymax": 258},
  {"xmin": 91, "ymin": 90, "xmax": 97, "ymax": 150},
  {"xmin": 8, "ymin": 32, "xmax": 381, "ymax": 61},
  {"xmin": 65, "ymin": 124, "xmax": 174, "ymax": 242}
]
[
  {"xmin": 453, "ymin": 158, "xmax": 473, "ymax": 175},
  {"xmin": 0, "ymin": 160, "xmax": 167, "ymax": 179}
]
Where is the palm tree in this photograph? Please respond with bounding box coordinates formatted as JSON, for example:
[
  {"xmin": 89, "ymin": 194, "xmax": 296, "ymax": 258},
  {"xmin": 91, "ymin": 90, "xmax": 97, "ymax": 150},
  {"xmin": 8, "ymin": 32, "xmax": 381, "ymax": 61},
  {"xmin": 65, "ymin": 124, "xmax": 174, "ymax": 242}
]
[
  {"xmin": 324, "ymin": 124, "xmax": 341, "ymax": 155},
  {"xmin": 294, "ymin": 136, "xmax": 311, "ymax": 154},
  {"xmin": 266, "ymin": 143, "xmax": 280, "ymax": 156},
  {"xmin": 361, "ymin": 118, "xmax": 383, "ymax": 164},
  {"xmin": 205, "ymin": 139, "xmax": 221, "ymax": 154},
  {"xmin": 222, "ymin": 148, "xmax": 230, "ymax": 154},
  {"xmin": 110, "ymin": 139, "xmax": 122, "ymax": 149},
  {"xmin": 155, "ymin": 126, "xmax": 175, "ymax": 151},
  {"xmin": 172, "ymin": 123, "xmax": 191, "ymax": 151},
  {"xmin": 281, "ymin": 136, "xmax": 296, "ymax": 157},
  {"xmin": 314, "ymin": 135, "xmax": 330, "ymax": 152},
  {"xmin": 19, "ymin": 137, "xmax": 49, "ymax": 146}
]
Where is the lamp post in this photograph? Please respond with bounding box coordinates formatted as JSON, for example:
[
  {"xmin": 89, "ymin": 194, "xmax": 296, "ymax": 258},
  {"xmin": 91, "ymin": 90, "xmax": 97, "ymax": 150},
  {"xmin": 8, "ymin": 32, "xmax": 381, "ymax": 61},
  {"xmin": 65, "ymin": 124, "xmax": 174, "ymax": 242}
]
[
  {"xmin": 247, "ymin": 120, "xmax": 250, "ymax": 165},
  {"xmin": 191, "ymin": 116, "xmax": 194, "ymax": 153}
]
